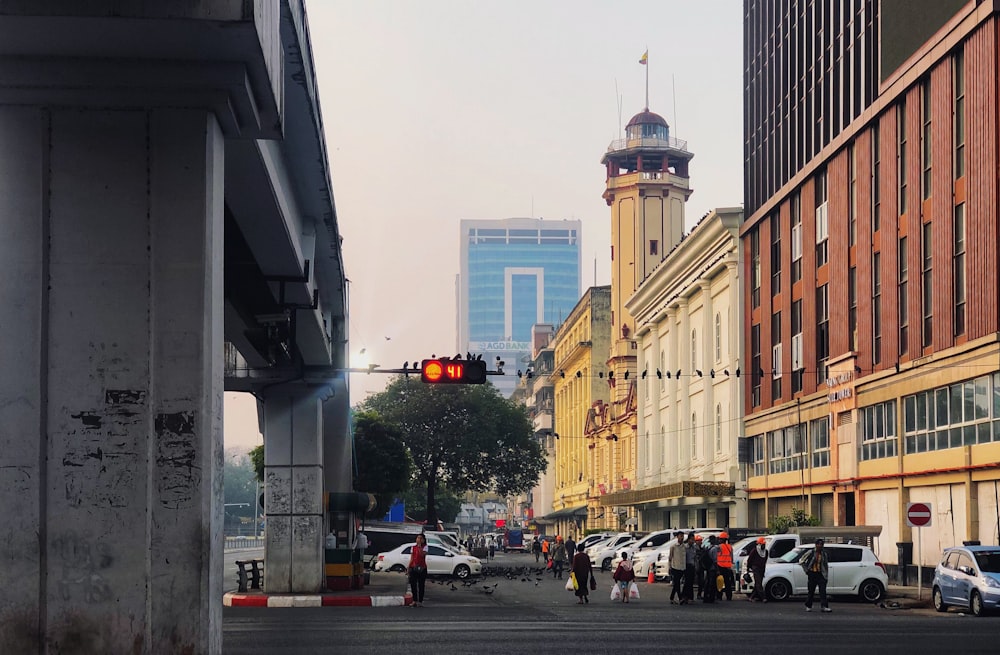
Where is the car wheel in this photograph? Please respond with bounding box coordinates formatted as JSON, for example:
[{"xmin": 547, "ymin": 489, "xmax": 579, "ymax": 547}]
[
  {"xmin": 932, "ymin": 587, "xmax": 948, "ymax": 612},
  {"xmin": 971, "ymin": 590, "xmax": 984, "ymax": 617},
  {"xmin": 766, "ymin": 578, "xmax": 791, "ymax": 602},
  {"xmin": 454, "ymin": 564, "xmax": 471, "ymax": 580},
  {"xmin": 389, "ymin": 564, "xmax": 405, "ymax": 573},
  {"xmin": 859, "ymin": 579, "xmax": 884, "ymax": 603},
  {"xmin": 602, "ymin": 557, "xmax": 612, "ymax": 570}
]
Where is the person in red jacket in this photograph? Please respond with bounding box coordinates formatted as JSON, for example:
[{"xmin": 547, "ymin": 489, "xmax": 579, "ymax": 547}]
[
  {"xmin": 612, "ymin": 552, "xmax": 636, "ymax": 603},
  {"xmin": 407, "ymin": 533, "xmax": 429, "ymax": 607}
]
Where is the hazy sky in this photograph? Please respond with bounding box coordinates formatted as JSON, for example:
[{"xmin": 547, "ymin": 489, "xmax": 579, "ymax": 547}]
[{"xmin": 225, "ymin": 0, "xmax": 744, "ymax": 449}]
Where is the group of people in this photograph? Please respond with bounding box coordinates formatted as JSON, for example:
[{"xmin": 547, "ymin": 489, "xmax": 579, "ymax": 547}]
[{"xmin": 659, "ymin": 530, "xmax": 755, "ymax": 604}]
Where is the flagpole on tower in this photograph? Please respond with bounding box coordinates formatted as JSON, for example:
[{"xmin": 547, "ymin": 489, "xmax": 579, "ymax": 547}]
[{"xmin": 639, "ymin": 47, "xmax": 649, "ymax": 110}]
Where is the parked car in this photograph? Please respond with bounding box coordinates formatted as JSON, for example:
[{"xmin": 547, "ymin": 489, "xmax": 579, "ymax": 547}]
[
  {"xmin": 734, "ymin": 534, "xmax": 799, "ymax": 594},
  {"xmin": 577, "ymin": 532, "xmax": 616, "ymax": 552},
  {"xmin": 593, "ymin": 539, "xmax": 638, "ymax": 571},
  {"xmin": 760, "ymin": 544, "xmax": 887, "ymax": 602},
  {"xmin": 932, "ymin": 544, "xmax": 1000, "ymax": 616},
  {"xmin": 374, "ymin": 542, "xmax": 482, "ymax": 579}
]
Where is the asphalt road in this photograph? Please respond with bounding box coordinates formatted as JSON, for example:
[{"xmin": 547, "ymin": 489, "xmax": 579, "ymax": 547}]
[{"xmin": 223, "ymin": 552, "xmax": 997, "ymax": 655}]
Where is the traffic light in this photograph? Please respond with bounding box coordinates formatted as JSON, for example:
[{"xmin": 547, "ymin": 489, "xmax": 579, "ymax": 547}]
[{"xmin": 420, "ymin": 358, "xmax": 487, "ymax": 384}]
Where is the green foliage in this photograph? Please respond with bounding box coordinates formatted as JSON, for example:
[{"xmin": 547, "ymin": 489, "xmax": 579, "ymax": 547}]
[
  {"xmin": 223, "ymin": 453, "xmax": 257, "ymax": 519},
  {"xmin": 249, "ymin": 445, "xmax": 264, "ymax": 482},
  {"xmin": 359, "ymin": 376, "xmax": 546, "ymax": 527},
  {"xmin": 352, "ymin": 410, "xmax": 412, "ymax": 517},
  {"xmin": 768, "ymin": 507, "xmax": 821, "ymax": 533},
  {"xmin": 398, "ymin": 483, "xmax": 463, "ymax": 525}
]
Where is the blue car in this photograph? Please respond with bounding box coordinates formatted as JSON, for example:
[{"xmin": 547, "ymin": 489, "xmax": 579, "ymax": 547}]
[{"xmin": 932, "ymin": 544, "xmax": 1000, "ymax": 616}]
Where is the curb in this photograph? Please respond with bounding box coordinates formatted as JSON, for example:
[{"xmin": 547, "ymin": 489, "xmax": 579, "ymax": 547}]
[{"xmin": 224, "ymin": 592, "xmax": 412, "ymax": 608}]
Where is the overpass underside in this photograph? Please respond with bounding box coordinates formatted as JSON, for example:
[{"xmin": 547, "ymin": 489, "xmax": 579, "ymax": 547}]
[{"xmin": 0, "ymin": 2, "xmax": 351, "ymax": 653}]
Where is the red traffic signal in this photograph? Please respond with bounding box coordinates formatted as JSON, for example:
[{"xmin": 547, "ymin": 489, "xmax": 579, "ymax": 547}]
[{"xmin": 420, "ymin": 358, "xmax": 487, "ymax": 384}]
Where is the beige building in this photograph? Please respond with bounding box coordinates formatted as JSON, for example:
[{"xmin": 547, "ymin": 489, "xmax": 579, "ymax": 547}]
[
  {"xmin": 548, "ymin": 286, "xmax": 611, "ymax": 537},
  {"xmin": 624, "ymin": 207, "xmax": 745, "ymax": 531}
]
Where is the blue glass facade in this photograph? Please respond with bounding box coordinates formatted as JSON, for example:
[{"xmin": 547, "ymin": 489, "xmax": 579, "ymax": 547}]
[{"xmin": 459, "ymin": 220, "xmax": 581, "ymax": 394}]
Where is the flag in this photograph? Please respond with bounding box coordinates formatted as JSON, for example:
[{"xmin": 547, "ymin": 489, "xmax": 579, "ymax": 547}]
[{"xmin": 639, "ymin": 50, "xmax": 648, "ymax": 65}]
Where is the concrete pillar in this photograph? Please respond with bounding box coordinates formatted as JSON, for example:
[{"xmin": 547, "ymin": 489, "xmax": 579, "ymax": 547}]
[
  {"xmin": 648, "ymin": 325, "xmax": 661, "ymax": 480},
  {"xmin": 0, "ymin": 107, "xmax": 225, "ymax": 653},
  {"xmin": 261, "ymin": 384, "xmax": 329, "ymax": 593}
]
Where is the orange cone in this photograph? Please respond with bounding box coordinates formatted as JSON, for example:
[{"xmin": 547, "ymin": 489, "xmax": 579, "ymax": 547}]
[{"xmin": 647, "ymin": 567, "xmax": 655, "ymax": 584}]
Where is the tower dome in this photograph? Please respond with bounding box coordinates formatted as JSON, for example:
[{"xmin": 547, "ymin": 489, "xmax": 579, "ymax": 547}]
[{"xmin": 625, "ymin": 109, "xmax": 669, "ymax": 141}]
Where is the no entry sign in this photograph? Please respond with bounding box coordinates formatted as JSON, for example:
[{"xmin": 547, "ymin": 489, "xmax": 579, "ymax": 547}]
[{"xmin": 906, "ymin": 502, "xmax": 933, "ymax": 527}]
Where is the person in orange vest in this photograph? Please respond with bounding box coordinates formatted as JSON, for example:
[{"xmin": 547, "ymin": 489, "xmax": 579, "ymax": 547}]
[
  {"xmin": 713, "ymin": 532, "xmax": 735, "ymax": 601},
  {"xmin": 541, "ymin": 536, "xmax": 550, "ymax": 563}
]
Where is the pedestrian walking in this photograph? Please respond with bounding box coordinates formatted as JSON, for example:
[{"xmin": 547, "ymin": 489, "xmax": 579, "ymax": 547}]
[
  {"xmin": 682, "ymin": 532, "xmax": 699, "ymax": 603},
  {"xmin": 714, "ymin": 532, "xmax": 735, "ymax": 601},
  {"xmin": 541, "ymin": 536, "xmax": 550, "ymax": 563},
  {"xmin": 550, "ymin": 536, "xmax": 568, "ymax": 579},
  {"xmin": 667, "ymin": 531, "xmax": 687, "ymax": 604},
  {"xmin": 488, "ymin": 539, "xmax": 496, "ymax": 560},
  {"xmin": 746, "ymin": 536, "xmax": 769, "ymax": 602},
  {"xmin": 612, "ymin": 552, "xmax": 636, "ymax": 603},
  {"xmin": 800, "ymin": 538, "xmax": 832, "ymax": 612},
  {"xmin": 702, "ymin": 535, "xmax": 718, "ymax": 603},
  {"xmin": 407, "ymin": 533, "xmax": 429, "ymax": 607},
  {"xmin": 565, "ymin": 535, "xmax": 577, "ymax": 562},
  {"xmin": 532, "ymin": 536, "xmax": 542, "ymax": 562},
  {"xmin": 571, "ymin": 543, "xmax": 594, "ymax": 604}
]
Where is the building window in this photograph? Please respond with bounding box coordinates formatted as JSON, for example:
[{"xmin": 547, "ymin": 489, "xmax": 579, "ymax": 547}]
[
  {"xmin": 922, "ymin": 79, "xmax": 932, "ymax": 200},
  {"xmin": 898, "ymin": 99, "xmax": 907, "ymax": 215},
  {"xmin": 922, "ymin": 221, "xmax": 933, "ymax": 347},
  {"xmin": 750, "ymin": 435, "xmax": 765, "ymax": 478},
  {"xmin": 861, "ymin": 400, "xmax": 898, "ymax": 460},
  {"xmin": 691, "ymin": 413, "xmax": 698, "ymax": 460},
  {"xmin": 815, "ymin": 169, "xmax": 829, "ymax": 267},
  {"xmin": 768, "ymin": 425, "xmax": 804, "ymax": 474},
  {"xmin": 791, "ymin": 191, "xmax": 802, "ymax": 282},
  {"xmin": 715, "ymin": 404, "xmax": 722, "ymax": 453},
  {"xmin": 873, "ymin": 252, "xmax": 882, "ymax": 364},
  {"xmin": 872, "ymin": 123, "xmax": 881, "ymax": 232},
  {"xmin": 691, "ymin": 329, "xmax": 697, "ymax": 372},
  {"xmin": 751, "ymin": 229, "xmax": 761, "ymax": 308},
  {"xmin": 714, "ymin": 313, "xmax": 722, "ymax": 362},
  {"xmin": 954, "ymin": 48, "xmax": 965, "ymax": 180},
  {"xmin": 811, "ymin": 417, "xmax": 831, "ymax": 468},
  {"xmin": 849, "ymin": 143, "xmax": 857, "ymax": 246},
  {"xmin": 849, "ymin": 266, "xmax": 858, "ymax": 351},
  {"xmin": 650, "ymin": 240, "xmax": 658, "ymax": 256},
  {"xmin": 898, "ymin": 236, "xmax": 908, "ymax": 355},
  {"xmin": 751, "ymin": 324, "xmax": 761, "ymax": 408},
  {"xmin": 770, "ymin": 212, "xmax": 782, "ymax": 296},
  {"xmin": 903, "ymin": 374, "xmax": 999, "ymax": 453},
  {"xmin": 954, "ymin": 203, "xmax": 966, "ymax": 335},
  {"xmin": 816, "ymin": 284, "xmax": 829, "ymax": 384},
  {"xmin": 771, "ymin": 311, "xmax": 782, "ymax": 400},
  {"xmin": 791, "ymin": 299, "xmax": 803, "ymax": 393}
]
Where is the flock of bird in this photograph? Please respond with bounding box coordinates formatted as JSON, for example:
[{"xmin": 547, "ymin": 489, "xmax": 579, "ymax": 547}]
[{"xmin": 415, "ymin": 564, "xmax": 571, "ymax": 595}]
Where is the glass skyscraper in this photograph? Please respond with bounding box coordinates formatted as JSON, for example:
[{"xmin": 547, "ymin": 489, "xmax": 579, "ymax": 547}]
[{"xmin": 457, "ymin": 218, "xmax": 581, "ymax": 396}]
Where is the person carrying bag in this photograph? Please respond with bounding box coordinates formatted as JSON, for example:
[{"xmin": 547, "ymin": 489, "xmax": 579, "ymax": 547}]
[{"xmin": 612, "ymin": 552, "xmax": 636, "ymax": 604}]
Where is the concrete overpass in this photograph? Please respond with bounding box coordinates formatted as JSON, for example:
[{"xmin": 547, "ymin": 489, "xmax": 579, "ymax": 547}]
[{"xmin": 0, "ymin": 2, "xmax": 351, "ymax": 652}]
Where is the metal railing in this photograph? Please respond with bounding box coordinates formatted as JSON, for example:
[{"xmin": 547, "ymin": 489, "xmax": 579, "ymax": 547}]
[
  {"xmin": 606, "ymin": 135, "xmax": 689, "ymax": 152},
  {"xmin": 225, "ymin": 536, "xmax": 265, "ymax": 551}
]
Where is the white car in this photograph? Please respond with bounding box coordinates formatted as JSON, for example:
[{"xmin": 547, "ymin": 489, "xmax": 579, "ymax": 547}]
[
  {"xmin": 592, "ymin": 539, "xmax": 637, "ymax": 571},
  {"xmin": 577, "ymin": 532, "xmax": 616, "ymax": 552},
  {"xmin": 733, "ymin": 534, "xmax": 800, "ymax": 594},
  {"xmin": 374, "ymin": 542, "xmax": 482, "ymax": 579},
  {"xmin": 761, "ymin": 544, "xmax": 887, "ymax": 602}
]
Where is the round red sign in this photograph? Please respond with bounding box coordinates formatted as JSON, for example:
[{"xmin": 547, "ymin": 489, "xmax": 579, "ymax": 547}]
[{"xmin": 907, "ymin": 502, "xmax": 932, "ymax": 527}]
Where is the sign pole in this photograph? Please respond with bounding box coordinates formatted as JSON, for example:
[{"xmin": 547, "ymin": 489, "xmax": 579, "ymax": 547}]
[{"xmin": 917, "ymin": 526, "xmax": 922, "ymax": 601}]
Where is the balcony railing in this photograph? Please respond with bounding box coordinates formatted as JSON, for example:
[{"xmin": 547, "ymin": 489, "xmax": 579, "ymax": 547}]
[{"xmin": 606, "ymin": 135, "xmax": 689, "ymax": 153}]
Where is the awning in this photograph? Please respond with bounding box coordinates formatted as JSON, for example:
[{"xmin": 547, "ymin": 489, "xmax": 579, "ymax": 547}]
[{"xmin": 542, "ymin": 505, "xmax": 588, "ymax": 520}]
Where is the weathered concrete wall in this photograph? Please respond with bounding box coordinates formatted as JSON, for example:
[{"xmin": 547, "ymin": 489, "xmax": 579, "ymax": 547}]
[{"xmin": 0, "ymin": 107, "xmax": 225, "ymax": 653}]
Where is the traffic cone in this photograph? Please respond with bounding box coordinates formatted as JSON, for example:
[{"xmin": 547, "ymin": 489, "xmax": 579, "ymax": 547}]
[{"xmin": 647, "ymin": 568, "xmax": 655, "ymax": 584}]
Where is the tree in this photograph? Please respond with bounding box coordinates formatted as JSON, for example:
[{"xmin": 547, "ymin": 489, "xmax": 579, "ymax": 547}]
[
  {"xmin": 359, "ymin": 376, "xmax": 545, "ymax": 528},
  {"xmin": 223, "ymin": 453, "xmax": 257, "ymax": 531},
  {"xmin": 352, "ymin": 410, "xmax": 412, "ymax": 517},
  {"xmin": 249, "ymin": 445, "xmax": 264, "ymax": 482},
  {"xmin": 399, "ymin": 483, "xmax": 463, "ymax": 526}
]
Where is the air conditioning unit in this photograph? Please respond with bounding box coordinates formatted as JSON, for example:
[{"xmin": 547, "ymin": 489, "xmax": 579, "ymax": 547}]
[
  {"xmin": 791, "ymin": 223, "xmax": 802, "ymax": 260},
  {"xmin": 772, "ymin": 343, "xmax": 783, "ymax": 378}
]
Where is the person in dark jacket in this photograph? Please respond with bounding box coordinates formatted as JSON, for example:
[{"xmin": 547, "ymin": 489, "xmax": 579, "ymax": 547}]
[
  {"xmin": 800, "ymin": 539, "xmax": 832, "ymax": 612},
  {"xmin": 571, "ymin": 543, "xmax": 594, "ymax": 604},
  {"xmin": 682, "ymin": 532, "xmax": 699, "ymax": 603},
  {"xmin": 532, "ymin": 536, "xmax": 542, "ymax": 562},
  {"xmin": 550, "ymin": 536, "xmax": 568, "ymax": 579},
  {"xmin": 745, "ymin": 537, "xmax": 769, "ymax": 602},
  {"xmin": 702, "ymin": 535, "xmax": 718, "ymax": 603}
]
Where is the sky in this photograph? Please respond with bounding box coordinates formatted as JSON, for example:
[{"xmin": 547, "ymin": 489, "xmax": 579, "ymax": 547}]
[{"xmin": 224, "ymin": 0, "xmax": 744, "ymax": 449}]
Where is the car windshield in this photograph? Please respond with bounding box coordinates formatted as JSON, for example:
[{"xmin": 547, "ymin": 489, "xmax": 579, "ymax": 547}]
[
  {"xmin": 778, "ymin": 548, "xmax": 807, "ymax": 563},
  {"xmin": 974, "ymin": 551, "xmax": 1000, "ymax": 573}
]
